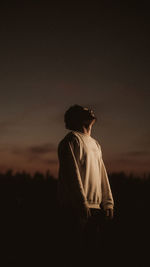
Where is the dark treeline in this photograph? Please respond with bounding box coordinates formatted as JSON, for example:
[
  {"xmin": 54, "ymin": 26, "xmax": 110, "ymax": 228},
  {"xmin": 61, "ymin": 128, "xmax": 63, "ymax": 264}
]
[{"xmin": 0, "ymin": 170, "xmax": 150, "ymax": 266}]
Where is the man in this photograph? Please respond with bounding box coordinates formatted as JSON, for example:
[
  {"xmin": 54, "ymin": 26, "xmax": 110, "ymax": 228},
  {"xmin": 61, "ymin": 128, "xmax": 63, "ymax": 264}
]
[{"xmin": 57, "ymin": 104, "xmax": 114, "ymax": 264}]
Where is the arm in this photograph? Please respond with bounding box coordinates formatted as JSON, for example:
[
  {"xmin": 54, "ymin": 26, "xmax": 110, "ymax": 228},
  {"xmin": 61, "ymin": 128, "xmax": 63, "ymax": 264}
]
[{"xmin": 58, "ymin": 136, "xmax": 90, "ymax": 219}]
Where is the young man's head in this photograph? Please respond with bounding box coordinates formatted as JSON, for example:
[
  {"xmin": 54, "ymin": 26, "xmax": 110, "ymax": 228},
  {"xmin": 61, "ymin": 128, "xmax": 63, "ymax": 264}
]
[{"xmin": 64, "ymin": 104, "xmax": 97, "ymax": 131}]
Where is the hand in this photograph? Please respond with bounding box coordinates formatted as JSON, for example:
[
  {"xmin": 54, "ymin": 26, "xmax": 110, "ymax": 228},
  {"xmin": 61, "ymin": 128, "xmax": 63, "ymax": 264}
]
[
  {"xmin": 105, "ymin": 208, "xmax": 114, "ymax": 220},
  {"xmin": 83, "ymin": 205, "xmax": 91, "ymax": 219},
  {"xmin": 80, "ymin": 205, "xmax": 91, "ymax": 221}
]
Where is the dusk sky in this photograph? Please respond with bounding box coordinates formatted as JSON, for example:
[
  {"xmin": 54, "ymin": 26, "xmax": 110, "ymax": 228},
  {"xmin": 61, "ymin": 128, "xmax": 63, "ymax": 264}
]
[{"xmin": 0, "ymin": 1, "xmax": 150, "ymax": 177}]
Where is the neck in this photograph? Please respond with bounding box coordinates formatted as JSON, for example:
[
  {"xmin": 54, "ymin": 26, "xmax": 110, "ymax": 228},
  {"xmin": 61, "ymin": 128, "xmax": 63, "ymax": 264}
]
[
  {"xmin": 75, "ymin": 119, "xmax": 95, "ymax": 136},
  {"xmin": 79, "ymin": 125, "xmax": 92, "ymax": 136}
]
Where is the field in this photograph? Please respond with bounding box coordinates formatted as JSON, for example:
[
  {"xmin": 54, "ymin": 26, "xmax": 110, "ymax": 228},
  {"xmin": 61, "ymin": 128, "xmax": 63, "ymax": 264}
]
[{"xmin": 0, "ymin": 170, "xmax": 149, "ymax": 266}]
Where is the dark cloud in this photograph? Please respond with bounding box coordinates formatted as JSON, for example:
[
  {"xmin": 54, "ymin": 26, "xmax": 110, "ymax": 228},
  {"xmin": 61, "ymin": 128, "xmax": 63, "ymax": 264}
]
[
  {"xmin": 11, "ymin": 143, "xmax": 58, "ymax": 168},
  {"xmin": 12, "ymin": 143, "xmax": 56, "ymax": 155},
  {"xmin": 111, "ymin": 150, "xmax": 150, "ymax": 168},
  {"xmin": 42, "ymin": 159, "xmax": 58, "ymax": 165},
  {"xmin": 29, "ymin": 143, "xmax": 56, "ymax": 154},
  {"xmin": 26, "ymin": 156, "xmax": 58, "ymax": 166},
  {"xmin": 106, "ymin": 156, "xmax": 150, "ymax": 175},
  {"xmin": 12, "ymin": 143, "xmax": 57, "ymax": 164},
  {"xmin": 124, "ymin": 150, "xmax": 150, "ymax": 158}
]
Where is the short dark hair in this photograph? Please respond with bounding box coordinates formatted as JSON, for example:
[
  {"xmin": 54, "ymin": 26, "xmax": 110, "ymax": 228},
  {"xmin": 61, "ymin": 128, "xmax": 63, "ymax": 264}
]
[{"xmin": 64, "ymin": 104, "xmax": 96, "ymax": 131}]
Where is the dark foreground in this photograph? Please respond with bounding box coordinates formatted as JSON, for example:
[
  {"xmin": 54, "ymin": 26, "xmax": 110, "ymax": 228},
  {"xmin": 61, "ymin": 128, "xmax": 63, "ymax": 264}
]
[{"xmin": 0, "ymin": 170, "xmax": 149, "ymax": 267}]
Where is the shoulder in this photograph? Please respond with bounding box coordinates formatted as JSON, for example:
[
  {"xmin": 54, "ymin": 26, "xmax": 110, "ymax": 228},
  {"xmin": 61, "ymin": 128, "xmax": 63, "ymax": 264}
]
[
  {"xmin": 91, "ymin": 136, "xmax": 101, "ymax": 148},
  {"xmin": 58, "ymin": 132, "xmax": 80, "ymax": 151},
  {"xmin": 92, "ymin": 137, "xmax": 103, "ymax": 155}
]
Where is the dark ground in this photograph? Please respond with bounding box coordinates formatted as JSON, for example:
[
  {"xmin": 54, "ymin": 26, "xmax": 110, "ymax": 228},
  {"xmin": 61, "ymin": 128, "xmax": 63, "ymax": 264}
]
[{"xmin": 0, "ymin": 170, "xmax": 149, "ymax": 267}]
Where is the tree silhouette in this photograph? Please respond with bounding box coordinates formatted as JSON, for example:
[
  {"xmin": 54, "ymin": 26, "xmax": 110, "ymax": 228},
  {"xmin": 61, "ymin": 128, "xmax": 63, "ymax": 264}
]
[{"xmin": 0, "ymin": 170, "xmax": 149, "ymax": 266}]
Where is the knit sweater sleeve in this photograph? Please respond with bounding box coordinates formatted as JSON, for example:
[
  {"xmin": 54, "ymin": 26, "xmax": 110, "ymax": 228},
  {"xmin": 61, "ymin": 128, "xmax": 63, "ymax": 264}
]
[
  {"xmin": 101, "ymin": 159, "xmax": 114, "ymax": 210},
  {"xmin": 58, "ymin": 135, "xmax": 88, "ymax": 214}
]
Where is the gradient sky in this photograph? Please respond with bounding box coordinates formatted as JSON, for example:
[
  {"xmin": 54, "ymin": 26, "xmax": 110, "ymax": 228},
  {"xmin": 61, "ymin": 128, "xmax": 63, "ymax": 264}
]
[{"xmin": 0, "ymin": 1, "xmax": 150, "ymax": 177}]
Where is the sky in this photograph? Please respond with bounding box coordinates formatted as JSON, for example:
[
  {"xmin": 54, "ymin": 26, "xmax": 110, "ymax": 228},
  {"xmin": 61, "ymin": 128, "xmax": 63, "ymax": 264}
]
[{"xmin": 0, "ymin": 1, "xmax": 150, "ymax": 177}]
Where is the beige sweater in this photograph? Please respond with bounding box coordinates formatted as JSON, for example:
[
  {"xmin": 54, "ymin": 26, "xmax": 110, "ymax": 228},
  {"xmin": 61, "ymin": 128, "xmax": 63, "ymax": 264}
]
[{"xmin": 58, "ymin": 131, "xmax": 114, "ymax": 212}]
